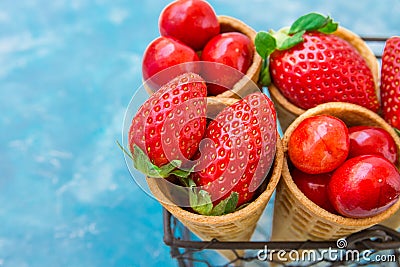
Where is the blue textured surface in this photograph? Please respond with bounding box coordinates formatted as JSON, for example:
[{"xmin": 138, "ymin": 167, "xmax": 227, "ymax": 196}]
[{"xmin": 1, "ymin": 1, "xmax": 399, "ymax": 266}]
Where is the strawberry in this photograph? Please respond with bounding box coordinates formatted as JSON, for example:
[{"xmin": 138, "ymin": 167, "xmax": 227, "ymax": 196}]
[
  {"xmin": 128, "ymin": 72, "xmax": 207, "ymax": 178},
  {"xmin": 380, "ymin": 36, "xmax": 400, "ymax": 129},
  {"xmin": 189, "ymin": 92, "xmax": 277, "ymax": 215},
  {"xmin": 255, "ymin": 12, "xmax": 379, "ymax": 112}
]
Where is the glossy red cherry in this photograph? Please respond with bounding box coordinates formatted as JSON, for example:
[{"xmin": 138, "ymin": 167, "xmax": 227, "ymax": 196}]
[
  {"xmin": 288, "ymin": 115, "xmax": 350, "ymax": 174},
  {"xmin": 348, "ymin": 125, "xmax": 398, "ymax": 164},
  {"xmin": 142, "ymin": 36, "xmax": 199, "ymax": 81},
  {"xmin": 201, "ymin": 32, "xmax": 254, "ymax": 73},
  {"xmin": 291, "ymin": 168, "xmax": 336, "ymax": 213},
  {"xmin": 328, "ymin": 155, "xmax": 400, "ymax": 218},
  {"xmin": 201, "ymin": 32, "xmax": 254, "ymax": 95},
  {"xmin": 159, "ymin": 0, "xmax": 220, "ymax": 51}
]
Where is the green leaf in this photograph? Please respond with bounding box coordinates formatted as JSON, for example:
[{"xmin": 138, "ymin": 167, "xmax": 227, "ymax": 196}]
[
  {"xmin": 129, "ymin": 144, "xmax": 185, "ymax": 178},
  {"xmin": 210, "ymin": 192, "xmax": 239, "ymax": 216},
  {"xmin": 132, "ymin": 144, "xmax": 163, "ymax": 177},
  {"xmin": 255, "ymin": 31, "xmax": 277, "ymax": 59},
  {"xmin": 209, "ymin": 201, "xmax": 225, "ymax": 216},
  {"xmin": 277, "ymin": 30, "xmax": 306, "ymax": 50},
  {"xmin": 211, "ymin": 192, "xmax": 239, "ymax": 215},
  {"xmin": 318, "ymin": 17, "xmax": 338, "ymax": 34},
  {"xmin": 159, "ymin": 160, "xmax": 181, "ymax": 177},
  {"xmin": 273, "ymin": 27, "xmax": 304, "ymax": 50},
  {"xmin": 289, "ymin": 12, "xmax": 337, "ymax": 34},
  {"xmin": 171, "ymin": 168, "xmax": 192, "ymax": 179},
  {"xmin": 116, "ymin": 140, "xmax": 133, "ymax": 160},
  {"xmin": 394, "ymin": 127, "xmax": 400, "ymax": 137},
  {"xmin": 224, "ymin": 192, "xmax": 239, "ymax": 213},
  {"xmin": 190, "ymin": 189, "xmax": 213, "ymax": 215},
  {"xmin": 187, "ymin": 178, "xmax": 197, "ymax": 187},
  {"xmin": 172, "ymin": 162, "xmax": 197, "ymax": 179},
  {"xmin": 178, "ymin": 177, "xmax": 195, "ymax": 187}
]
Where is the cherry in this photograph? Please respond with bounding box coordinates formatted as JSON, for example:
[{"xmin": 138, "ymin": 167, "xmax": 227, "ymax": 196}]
[
  {"xmin": 159, "ymin": 0, "xmax": 220, "ymax": 51},
  {"xmin": 201, "ymin": 32, "xmax": 254, "ymax": 73},
  {"xmin": 201, "ymin": 32, "xmax": 254, "ymax": 95},
  {"xmin": 328, "ymin": 155, "xmax": 400, "ymax": 218},
  {"xmin": 142, "ymin": 36, "xmax": 199, "ymax": 82},
  {"xmin": 288, "ymin": 115, "xmax": 350, "ymax": 174},
  {"xmin": 291, "ymin": 168, "xmax": 336, "ymax": 213},
  {"xmin": 348, "ymin": 125, "xmax": 398, "ymax": 164}
]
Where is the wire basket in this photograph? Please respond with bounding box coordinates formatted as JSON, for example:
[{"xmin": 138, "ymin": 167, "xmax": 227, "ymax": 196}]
[
  {"xmin": 163, "ymin": 209, "xmax": 400, "ymax": 266},
  {"xmin": 160, "ymin": 36, "xmax": 400, "ymax": 267}
]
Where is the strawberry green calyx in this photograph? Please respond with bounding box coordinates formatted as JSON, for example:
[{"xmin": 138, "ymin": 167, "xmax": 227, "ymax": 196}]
[
  {"xmin": 209, "ymin": 192, "xmax": 239, "ymax": 215},
  {"xmin": 394, "ymin": 128, "xmax": 400, "ymax": 137},
  {"xmin": 189, "ymin": 180, "xmax": 239, "ymax": 216},
  {"xmin": 289, "ymin": 12, "xmax": 338, "ymax": 35},
  {"xmin": 132, "ymin": 144, "xmax": 181, "ymax": 178},
  {"xmin": 118, "ymin": 141, "xmax": 192, "ymax": 179},
  {"xmin": 255, "ymin": 12, "xmax": 338, "ymax": 85}
]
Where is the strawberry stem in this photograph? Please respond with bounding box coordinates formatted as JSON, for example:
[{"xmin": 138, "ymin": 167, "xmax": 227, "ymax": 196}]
[
  {"xmin": 259, "ymin": 59, "xmax": 271, "ymax": 86},
  {"xmin": 117, "ymin": 141, "xmax": 193, "ymax": 179},
  {"xmin": 116, "ymin": 140, "xmax": 134, "ymax": 160}
]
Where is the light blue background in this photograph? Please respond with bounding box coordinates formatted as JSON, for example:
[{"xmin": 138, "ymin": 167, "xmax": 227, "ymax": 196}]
[{"xmin": 1, "ymin": 1, "xmax": 399, "ymax": 266}]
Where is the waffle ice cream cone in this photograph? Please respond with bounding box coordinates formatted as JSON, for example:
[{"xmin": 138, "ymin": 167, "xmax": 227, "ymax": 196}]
[
  {"xmin": 215, "ymin": 15, "xmax": 263, "ymax": 99},
  {"xmin": 271, "ymin": 102, "xmax": 400, "ymax": 241},
  {"xmin": 269, "ymin": 27, "xmax": 380, "ymax": 131},
  {"xmin": 147, "ymin": 137, "xmax": 283, "ymax": 261},
  {"xmin": 143, "ymin": 15, "xmax": 262, "ymax": 104}
]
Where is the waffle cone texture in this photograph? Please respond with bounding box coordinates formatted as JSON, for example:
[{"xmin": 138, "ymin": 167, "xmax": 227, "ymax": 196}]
[
  {"xmin": 272, "ymin": 102, "xmax": 400, "ymax": 241},
  {"xmin": 269, "ymin": 27, "xmax": 380, "ymax": 131}
]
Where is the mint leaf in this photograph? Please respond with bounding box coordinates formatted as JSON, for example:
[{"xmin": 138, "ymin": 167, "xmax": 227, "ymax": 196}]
[
  {"xmin": 190, "ymin": 189, "xmax": 213, "ymax": 215},
  {"xmin": 255, "ymin": 31, "xmax": 277, "ymax": 59},
  {"xmin": 278, "ymin": 30, "xmax": 305, "ymax": 50}
]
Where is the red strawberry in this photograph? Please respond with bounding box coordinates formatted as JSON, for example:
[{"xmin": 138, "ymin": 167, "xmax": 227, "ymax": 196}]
[
  {"xmin": 381, "ymin": 36, "xmax": 400, "ymax": 129},
  {"xmin": 270, "ymin": 32, "xmax": 378, "ymax": 111},
  {"xmin": 255, "ymin": 12, "xmax": 379, "ymax": 112},
  {"xmin": 190, "ymin": 92, "xmax": 277, "ymax": 214},
  {"xmin": 128, "ymin": 72, "xmax": 207, "ymax": 177}
]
